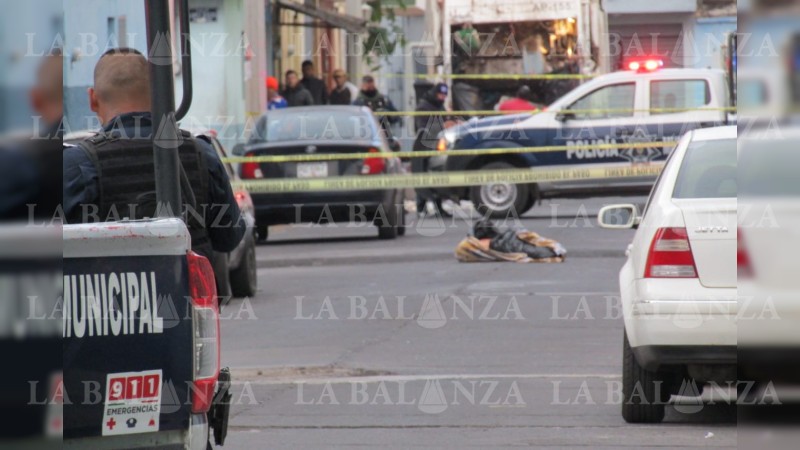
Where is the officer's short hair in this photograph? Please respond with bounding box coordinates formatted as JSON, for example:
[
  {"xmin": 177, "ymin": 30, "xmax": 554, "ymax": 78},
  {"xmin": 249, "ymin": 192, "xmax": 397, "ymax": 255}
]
[
  {"xmin": 285, "ymin": 70, "xmax": 297, "ymax": 78},
  {"xmin": 301, "ymin": 60, "xmax": 313, "ymax": 69},
  {"xmin": 100, "ymin": 47, "xmax": 145, "ymax": 58},
  {"xmin": 93, "ymin": 48, "xmax": 150, "ymax": 104}
]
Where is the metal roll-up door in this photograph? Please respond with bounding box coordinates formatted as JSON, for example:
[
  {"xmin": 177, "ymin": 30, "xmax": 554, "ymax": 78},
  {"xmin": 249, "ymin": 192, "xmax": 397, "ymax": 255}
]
[{"xmin": 610, "ymin": 24, "xmax": 685, "ymax": 69}]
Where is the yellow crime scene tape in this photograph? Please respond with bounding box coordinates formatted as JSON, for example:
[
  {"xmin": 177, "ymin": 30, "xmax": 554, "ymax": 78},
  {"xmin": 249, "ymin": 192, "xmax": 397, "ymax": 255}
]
[
  {"xmin": 373, "ymin": 106, "xmax": 737, "ymax": 117},
  {"xmin": 223, "ymin": 141, "xmax": 677, "ymax": 164},
  {"xmin": 232, "ymin": 164, "xmax": 665, "ymax": 194},
  {"xmin": 356, "ymin": 73, "xmax": 599, "ymax": 83},
  {"xmin": 363, "ymin": 73, "xmax": 595, "ymax": 80}
]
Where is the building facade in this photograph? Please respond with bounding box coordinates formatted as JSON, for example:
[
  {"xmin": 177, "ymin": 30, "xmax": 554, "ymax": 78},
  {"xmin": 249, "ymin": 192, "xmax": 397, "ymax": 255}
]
[
  {"xmin": 604, "ymin": 0, "xmax": 736, "ymax": 70},
  {"xmin": 62, "ymin": 0, "xmax": 268, "ymax": 148}
]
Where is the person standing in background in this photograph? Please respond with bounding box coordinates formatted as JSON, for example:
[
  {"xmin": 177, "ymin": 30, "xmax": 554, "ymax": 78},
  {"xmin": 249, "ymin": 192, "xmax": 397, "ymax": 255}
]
[
  {"xmin": 281, "ymin": 70, "xmax": 314, "ymax": 107},
  {"xmin": 301, "ymin": 60, "xmax": 328, "ymax": 105},
  {"xmin": 266, "ymin": 76, "xmax": 287, "ymax": 110},
  {"xmin": 412, "ymin": 82, "xmax": 450, "ymax": 214},
  {"xmin": 497, "ymin": 86, "xmax": 539, "ymax": 113},
  {"xmin": 329, "ymin": 69, "xmax": 352, "ymax": 105}
]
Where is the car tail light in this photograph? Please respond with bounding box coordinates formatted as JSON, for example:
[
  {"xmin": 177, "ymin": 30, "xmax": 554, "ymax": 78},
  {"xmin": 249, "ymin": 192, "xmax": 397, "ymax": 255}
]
[
  {"xmin": 240, "ymin": 152, "xmax": 263, "ymax": 179},
  {"xmin": 644, "ymin": 227, "xmax": 698, "ymax": 278},
  {"xmin": 737, "ymin": 229, "xmax": 753, "ymax": 278},
  {"xmin": 361, "ymin": 148, "xmax": 386, "ymax": 175},
  {"xmin": 187, "ymin": 252, "xmax": 220, "ymax": 414},
  {"xmin": 234, "ymin": 189, "xmax": 252, "ymax": 210}
]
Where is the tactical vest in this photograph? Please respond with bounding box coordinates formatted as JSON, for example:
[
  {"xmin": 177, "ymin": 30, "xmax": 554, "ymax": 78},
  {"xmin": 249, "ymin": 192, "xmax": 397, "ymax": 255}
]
[
  {"xmin": 79, "ymin": 130, "xmax": 213, "ymax": 258},
  {"xmin": 362, "ymin": 95, "xmax": 388, "ymax": 112}
]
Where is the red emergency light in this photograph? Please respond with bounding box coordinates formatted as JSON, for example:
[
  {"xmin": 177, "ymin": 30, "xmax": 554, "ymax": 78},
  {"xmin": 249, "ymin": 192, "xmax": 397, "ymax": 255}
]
[{"xmin": 627, "ymin": 59, "xmax": 663, "ymax": 72}]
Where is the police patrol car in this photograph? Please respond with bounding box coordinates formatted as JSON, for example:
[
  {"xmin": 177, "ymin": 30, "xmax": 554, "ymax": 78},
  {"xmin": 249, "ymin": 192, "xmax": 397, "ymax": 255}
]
[{"xmin": 437, "ymin": 60, "xmax": 735, "ymax": 217}]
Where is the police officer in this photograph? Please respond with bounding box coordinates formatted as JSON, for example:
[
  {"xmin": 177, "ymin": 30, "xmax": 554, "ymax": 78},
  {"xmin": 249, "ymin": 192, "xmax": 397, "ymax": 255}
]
[
  {"xmin": 412, "ymin": 82, "xmax": 450, "ymax": 214},
  {"xmin": 353, "ymin": 75, "xmax": 400, "ymax": 134},
  {"xmin": 63, "ymin": 48, "xmax": 245, "ymax": 258}
]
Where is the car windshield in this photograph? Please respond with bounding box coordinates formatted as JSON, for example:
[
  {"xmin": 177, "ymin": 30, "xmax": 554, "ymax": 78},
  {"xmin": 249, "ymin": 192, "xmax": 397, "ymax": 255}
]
[
  {"xmin": 739, "ymin": 136, "xmax": 800, "ymax": 197},
  {"xmin": 672, "ymin": 137, "xmax": 737, "ymax": 199},
  {"xmin": 249, "ymin": 110, "xmax": 376, "ymax": 144}
]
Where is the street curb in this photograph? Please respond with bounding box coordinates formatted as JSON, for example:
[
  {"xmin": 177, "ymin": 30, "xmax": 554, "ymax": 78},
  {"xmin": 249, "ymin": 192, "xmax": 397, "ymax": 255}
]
[{"xmin": 257, "ymin": 249, "xmax": 625, "ymax": 268}]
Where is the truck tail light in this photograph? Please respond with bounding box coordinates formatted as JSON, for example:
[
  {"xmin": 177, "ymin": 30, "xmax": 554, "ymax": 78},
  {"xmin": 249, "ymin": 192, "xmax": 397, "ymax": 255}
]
[
  {"xmin": 361, "ymin": 148, "xmax": 386, "ymax": 175},
  {"xmin": 644, "ymin": 227, "xmax": 698, "ymax": 278},
  {"xmin": 187, "ymin": 251, "xmax": 220, "ymax": 414},
  {"xmin": 240, "ymin": 152, "xmax": 263, "ymax": 179}
]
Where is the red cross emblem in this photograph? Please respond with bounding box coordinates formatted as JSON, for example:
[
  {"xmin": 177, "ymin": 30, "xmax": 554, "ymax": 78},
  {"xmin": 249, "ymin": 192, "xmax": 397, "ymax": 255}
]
[{"xmin": 106, "ymin": 418, "xmax": 116, "ymax": 430}]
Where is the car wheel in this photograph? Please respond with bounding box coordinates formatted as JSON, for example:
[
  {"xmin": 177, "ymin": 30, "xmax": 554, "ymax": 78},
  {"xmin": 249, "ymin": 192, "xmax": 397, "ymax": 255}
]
[
  {"xmin": 230, "ymin": 245, "xmax": 257, "ymax": 298},
  {"xmin": 622, "ymin": 332, "xmax": 667, "ymax": 423},
  {"xmin": 255, "ymin": 224, "xmax": 268, "ymax": 243},
  {"xmin": 469, "ymin": 162, "xmax": 530, "ymax": 218},
  {"xmin": 377, "ymin": 200, "xmax": 399, "ymax": 240}
]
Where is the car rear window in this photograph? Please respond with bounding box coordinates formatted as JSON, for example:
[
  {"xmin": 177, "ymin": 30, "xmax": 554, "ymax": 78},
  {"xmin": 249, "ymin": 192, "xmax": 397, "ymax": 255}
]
[
  {"xmin": 249, "ymin": 111, "xmax": 375, "ymax": 143},
  {"xmin": 672, "ymin": 137, "xmax": 736, "ymax": 199}
]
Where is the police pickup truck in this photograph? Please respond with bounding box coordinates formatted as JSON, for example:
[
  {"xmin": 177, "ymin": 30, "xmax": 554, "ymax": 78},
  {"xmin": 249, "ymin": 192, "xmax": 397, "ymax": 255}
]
[
  {"xmin": 63, "ymin": 1, "xmax": 230, "ymax": 449},
  {"xmin": 437, "ymin": 61, "xmax": 735, "ymax": 217},
  {"xmin": 63, "ymin": 219, "xmax": 230, "ymax": 450}
]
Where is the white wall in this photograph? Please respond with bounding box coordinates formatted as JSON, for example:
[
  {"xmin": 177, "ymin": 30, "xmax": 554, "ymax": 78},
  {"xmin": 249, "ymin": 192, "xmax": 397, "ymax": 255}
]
[{"xmin": 604, "ymin": 0, "xmax": 695, "ymax": 14}]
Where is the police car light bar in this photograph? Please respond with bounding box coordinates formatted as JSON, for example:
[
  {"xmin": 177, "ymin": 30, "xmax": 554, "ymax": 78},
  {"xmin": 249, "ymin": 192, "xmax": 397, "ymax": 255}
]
[{"xmin": 628, "ymin": 59, "xmax": 664, "ymax": 72}]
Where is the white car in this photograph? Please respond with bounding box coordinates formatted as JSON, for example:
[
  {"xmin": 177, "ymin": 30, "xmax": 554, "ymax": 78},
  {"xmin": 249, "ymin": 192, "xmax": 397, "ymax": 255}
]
[
  {"xmin": 738, "ymin": 125, "xmax": 800, "ymax": 398},
  {"xmin": 598, "ymin": 125, "xmax": 737, "ymax": 423}
]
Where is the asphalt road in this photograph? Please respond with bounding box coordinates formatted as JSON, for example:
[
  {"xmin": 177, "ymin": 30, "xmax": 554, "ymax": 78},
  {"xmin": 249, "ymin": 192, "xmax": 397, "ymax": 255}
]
[{"xmin": 219, "ymin": 197, "xmax": 736, "ymax": 449}]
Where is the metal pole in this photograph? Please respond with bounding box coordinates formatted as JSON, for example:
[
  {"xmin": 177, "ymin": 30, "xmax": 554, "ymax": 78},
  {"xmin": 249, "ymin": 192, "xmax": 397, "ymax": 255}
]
[
  {"xmin": 175, "ymin": 0, "xmax": 193, "ymax": 121},
  {"xmin": 145, "ymin": 0, "xmax": 182, "ymax": 219}
]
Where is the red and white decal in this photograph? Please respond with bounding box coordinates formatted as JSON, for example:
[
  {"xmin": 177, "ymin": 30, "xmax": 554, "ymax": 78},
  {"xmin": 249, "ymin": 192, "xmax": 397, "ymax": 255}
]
[{"xmin": 102, "ymin": 370, "xmax": 162, "ymax": 436}]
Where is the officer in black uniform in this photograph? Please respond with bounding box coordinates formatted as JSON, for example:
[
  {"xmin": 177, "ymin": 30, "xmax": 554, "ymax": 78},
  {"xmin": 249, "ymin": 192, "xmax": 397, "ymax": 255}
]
[
  {"xmin": 63, "ymin": 48, "xmax": 245, "ymax": 258},
  {"xmin": 353, "ymin": 75, "xmax": 400, "ymax": 135}
]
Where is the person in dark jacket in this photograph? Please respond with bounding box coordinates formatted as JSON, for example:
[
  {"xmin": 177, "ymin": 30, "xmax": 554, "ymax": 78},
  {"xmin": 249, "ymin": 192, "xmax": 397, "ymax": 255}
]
[
  {"xmin": 301, "ymin": 60, "xmax": 328, "ymax": 105},
  {"xmin": 412, "ymin": 82, "xmax": 450, "ymax": 213},
  {"xmin": 281, "ymin": 70, "xmax": 314, "ymax": 107},
  {"xmin": 329, "ymin": 69, "xmax": 352, "ymax": 105},
  {"xmin": 353, "ymin": 75, "xmax": 400, "ymax": 134},
  {"xmin": 1, "ymin": 51, "xmax": 63, "ymax": 221},
  {"xmin": 62, "ymin": 48, "xmax": 245, "ymax": 254}
]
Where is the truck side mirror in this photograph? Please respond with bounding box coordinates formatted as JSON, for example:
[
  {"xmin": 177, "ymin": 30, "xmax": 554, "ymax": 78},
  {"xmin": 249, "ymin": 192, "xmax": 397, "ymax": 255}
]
[{"xmin": 597, "ymin": 204, "xmax": 641, "ymax": 229}]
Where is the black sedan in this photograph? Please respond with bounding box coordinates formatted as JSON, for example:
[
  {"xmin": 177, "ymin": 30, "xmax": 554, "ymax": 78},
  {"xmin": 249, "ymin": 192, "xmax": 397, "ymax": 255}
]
[
  {"xmin": 235, "ymin": 106, "xmax": 406, "ymax": 241},
  {"xmin": 195, "ymin": 132, "xmax": 258, "ymax": 301}
]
